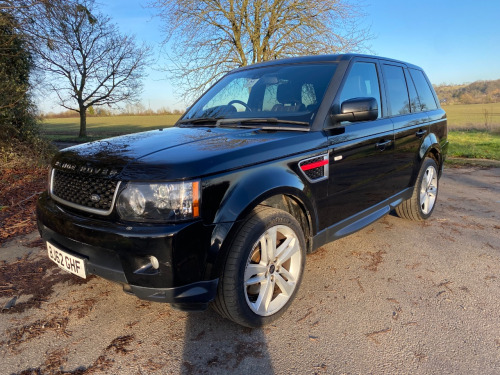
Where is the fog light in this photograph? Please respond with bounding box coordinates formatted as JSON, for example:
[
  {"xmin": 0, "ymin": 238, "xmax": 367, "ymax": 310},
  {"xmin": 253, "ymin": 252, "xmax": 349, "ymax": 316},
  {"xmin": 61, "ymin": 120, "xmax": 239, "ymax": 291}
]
[{"xmin": 150, "ymin": 256, "xmax": 160, "ymax": 270}]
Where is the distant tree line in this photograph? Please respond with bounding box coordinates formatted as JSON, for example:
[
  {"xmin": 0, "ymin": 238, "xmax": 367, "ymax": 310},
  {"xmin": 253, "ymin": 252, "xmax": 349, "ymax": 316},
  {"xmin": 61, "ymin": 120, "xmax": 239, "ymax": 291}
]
[
  {"xmin": 434, "ymin": 79, "xmax": 500, "ymax": 105},
  {"xmin": 43, "ymin": 105, "xmax": 183, "ymax": 119}
]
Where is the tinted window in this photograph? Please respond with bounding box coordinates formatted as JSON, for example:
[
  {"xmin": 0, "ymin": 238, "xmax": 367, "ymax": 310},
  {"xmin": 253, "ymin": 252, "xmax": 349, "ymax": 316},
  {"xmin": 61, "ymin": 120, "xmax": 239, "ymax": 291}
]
[
  {"xmin": 339, "ymin": 62, "xmax": 381, "ymax": 117},
  {"xmin": 410, "ymin": 69, "xmax": 438, "ymax": 111},
  {"xmin": 383, "ymin": 65, "xmax": 410, "ymax": 116}
]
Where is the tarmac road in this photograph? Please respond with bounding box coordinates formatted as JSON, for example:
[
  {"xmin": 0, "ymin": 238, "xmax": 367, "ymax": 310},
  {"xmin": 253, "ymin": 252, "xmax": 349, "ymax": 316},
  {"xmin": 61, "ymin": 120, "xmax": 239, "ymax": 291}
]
[{"xmin": 1, "ymin": 166, "xmax": 499, "ymax": 375}]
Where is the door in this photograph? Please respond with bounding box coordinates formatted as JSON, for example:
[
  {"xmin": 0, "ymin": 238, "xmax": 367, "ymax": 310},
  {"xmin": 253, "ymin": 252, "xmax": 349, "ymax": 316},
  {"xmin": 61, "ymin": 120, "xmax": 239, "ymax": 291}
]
[
  {"xmin": 384, "ymin": 64, "xmax": 436, "ymax": 191},
  {"xmin": 322, "ymin": 60, "xmax": 395, "ymax": 229}
]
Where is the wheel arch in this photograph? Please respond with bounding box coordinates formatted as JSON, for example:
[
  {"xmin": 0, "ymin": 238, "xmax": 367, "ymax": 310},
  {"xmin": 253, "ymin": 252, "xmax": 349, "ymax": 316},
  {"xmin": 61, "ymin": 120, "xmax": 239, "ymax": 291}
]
[
  {"xmin": 420, "ymin": 133, "xmax": 442, "ymax": 165},
  {"xmin": 411, "ymin": 132, "xmax": 443, "ymax": 185},
  {"xmin": 206, "ymin": 166, "xmax": 317, "ymax": 280}
]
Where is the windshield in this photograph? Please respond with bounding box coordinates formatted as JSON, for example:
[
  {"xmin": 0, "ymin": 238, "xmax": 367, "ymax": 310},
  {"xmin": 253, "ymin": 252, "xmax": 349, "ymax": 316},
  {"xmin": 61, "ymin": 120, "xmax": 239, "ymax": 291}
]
[{"xmin": 180, "ymin": 63, "xmax": 338, "ymax": 127}]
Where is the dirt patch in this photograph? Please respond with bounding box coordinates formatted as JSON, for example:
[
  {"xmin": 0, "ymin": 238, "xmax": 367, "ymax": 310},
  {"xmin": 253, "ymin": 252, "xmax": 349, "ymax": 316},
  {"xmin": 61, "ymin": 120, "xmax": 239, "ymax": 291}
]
[
  {"xmin": 13, "ymin": 335, "xmax": 133, "ymax": 375},
  {"xmin": 3, "ymin": 316, "xmax": 70, "ymax": 351},
  {"xmin": 365, "ymin": 327, "xmax": 392, "ymax": 344},
  {"xmin": 183, "ymin": 339, "xmax": 265, "ymax": 373},
  {"xmin": 106, "ymin": 335, "xmax": 135, "ymax": 354},
  {"xmin": 16, "ymin": 350, "xmax": 113, "ymax": 375},
  {"xmin": 0, "ymin": 165, "xmax": 47, "ymax": 246},
  {"xmin": 352, "ymin": 250, "xmax": 386, "ymax": 271},
  {"xmin": 0, "ymin": 255, "xmax": 92, "ymax": 314},
  {"xmin": 68, "ymin": 298, "xmax": 98, "ymax": 319}
]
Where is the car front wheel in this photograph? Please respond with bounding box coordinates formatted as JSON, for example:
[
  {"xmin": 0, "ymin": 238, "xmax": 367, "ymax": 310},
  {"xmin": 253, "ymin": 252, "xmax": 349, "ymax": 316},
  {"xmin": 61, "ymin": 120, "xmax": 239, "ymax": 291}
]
[{"xmin": 213, "ymin": 206, "xmax": 306, "ymax": 327}]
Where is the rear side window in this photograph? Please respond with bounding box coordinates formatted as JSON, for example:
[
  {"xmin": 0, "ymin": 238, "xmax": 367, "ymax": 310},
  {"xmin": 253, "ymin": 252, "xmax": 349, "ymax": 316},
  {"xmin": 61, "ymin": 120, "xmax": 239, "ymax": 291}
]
[
  {"xmin": 339, "ymin": 62, "xmax": 381, "ymax": 117},
  {"xmin": 410, "ymin": 69, "xmax": 438, "ymax": 111},
  {"xmin": 383, "ymin": 65, "xmax": 410, "ymax": 116}
]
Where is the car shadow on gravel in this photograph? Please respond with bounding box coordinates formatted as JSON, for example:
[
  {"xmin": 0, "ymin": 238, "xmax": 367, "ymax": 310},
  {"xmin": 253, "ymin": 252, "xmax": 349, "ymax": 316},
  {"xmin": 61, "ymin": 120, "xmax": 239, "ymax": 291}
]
[{"xmin": 181, "ymin": 312, "xmax": 273, "ymax": 374}]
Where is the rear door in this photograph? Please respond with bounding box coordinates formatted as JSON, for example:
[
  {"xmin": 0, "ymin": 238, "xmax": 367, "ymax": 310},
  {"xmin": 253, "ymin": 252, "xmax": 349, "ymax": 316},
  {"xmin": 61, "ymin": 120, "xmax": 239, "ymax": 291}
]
[
  {"xmin": 322, "ymin": 59, "xmax": 395, "ymax": 229},
  {"xmin": 382, "ymin": 64, "xmax": 437, "ymax": 190}
]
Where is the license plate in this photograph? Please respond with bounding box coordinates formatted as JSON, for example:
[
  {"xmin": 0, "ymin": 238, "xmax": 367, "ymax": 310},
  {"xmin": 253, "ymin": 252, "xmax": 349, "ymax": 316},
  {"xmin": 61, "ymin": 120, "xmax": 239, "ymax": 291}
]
[{"xmin": 47, "ymin": 242, "xmax": 87, "ymax": 279}]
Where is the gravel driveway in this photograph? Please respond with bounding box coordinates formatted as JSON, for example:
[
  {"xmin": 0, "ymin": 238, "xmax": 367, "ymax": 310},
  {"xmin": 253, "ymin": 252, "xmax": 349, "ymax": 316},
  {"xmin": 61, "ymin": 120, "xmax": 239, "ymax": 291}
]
[{"xmin": 1, "ymin": 166, "xmax": 499, "ymax": 375}]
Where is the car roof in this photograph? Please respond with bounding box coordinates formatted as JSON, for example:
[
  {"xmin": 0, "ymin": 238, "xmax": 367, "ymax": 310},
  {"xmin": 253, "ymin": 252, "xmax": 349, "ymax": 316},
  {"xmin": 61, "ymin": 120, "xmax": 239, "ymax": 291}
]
[{"xmin": 235, "ymin": 53, "xmax": 423, "ymax": 71}]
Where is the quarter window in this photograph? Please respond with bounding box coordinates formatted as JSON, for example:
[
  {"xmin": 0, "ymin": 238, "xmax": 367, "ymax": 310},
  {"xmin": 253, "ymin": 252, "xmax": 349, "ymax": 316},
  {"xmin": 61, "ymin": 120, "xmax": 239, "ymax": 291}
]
[
  {"xmin": 410, "ymin": 69, "xmax": 438, "ymax": 111},
  {"xmin": 405, "ymin": 70, "xmax": 421, "ymax": 113},
  {"xmin": 383, "ymin": 65, "xmax": 410, "ymax": 116}
]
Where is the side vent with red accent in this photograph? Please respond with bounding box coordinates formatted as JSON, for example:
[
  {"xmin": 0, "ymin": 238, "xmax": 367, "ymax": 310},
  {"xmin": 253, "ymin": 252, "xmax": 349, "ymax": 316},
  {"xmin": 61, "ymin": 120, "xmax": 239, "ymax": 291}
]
[{"xmin": 298, "ymin": 154, "xmax": 329, "ymax": 182}]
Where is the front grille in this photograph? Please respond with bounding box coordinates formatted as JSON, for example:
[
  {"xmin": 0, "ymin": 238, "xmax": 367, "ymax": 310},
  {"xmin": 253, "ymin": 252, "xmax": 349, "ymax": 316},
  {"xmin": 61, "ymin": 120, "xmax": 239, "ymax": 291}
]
[{"xmin": 51, "ymin": 169, "xmax": 119, "ymax": 214}]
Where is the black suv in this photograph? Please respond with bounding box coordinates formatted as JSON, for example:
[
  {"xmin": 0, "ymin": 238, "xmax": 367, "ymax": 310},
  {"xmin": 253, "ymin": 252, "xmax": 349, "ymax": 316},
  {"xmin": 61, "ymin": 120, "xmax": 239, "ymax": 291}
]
[{"xmin": 37, "ymin": 54, "xmax": 448, "ymax": 327}]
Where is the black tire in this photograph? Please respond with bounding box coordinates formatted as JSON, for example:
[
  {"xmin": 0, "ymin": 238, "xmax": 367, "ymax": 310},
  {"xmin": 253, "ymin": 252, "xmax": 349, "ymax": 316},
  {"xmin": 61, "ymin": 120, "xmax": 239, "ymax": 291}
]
[
  {"xmin": 212, "ymin": 206, "xmax": 306, "ymax": 328},
  {"xmin": 395, "ymin": 157, "xmax": 440, "ymax": 221}
]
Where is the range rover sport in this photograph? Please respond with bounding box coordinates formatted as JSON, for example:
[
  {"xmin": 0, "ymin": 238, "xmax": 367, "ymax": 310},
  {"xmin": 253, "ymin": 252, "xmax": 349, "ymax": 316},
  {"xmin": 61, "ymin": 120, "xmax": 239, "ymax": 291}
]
[{"xmin": 37, "ymin": 54, "xmax": 448, "ymax": 327}]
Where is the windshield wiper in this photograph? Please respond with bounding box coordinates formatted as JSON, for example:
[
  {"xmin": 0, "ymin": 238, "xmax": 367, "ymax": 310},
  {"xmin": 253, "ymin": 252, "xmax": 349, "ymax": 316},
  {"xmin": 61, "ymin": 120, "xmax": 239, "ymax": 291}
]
[
  {"xmin": 177, "ymin": 117, "xmax": 219, "ymax": 126},
  {"xmin": 215, "ymin": 118, "xmax": 310, "ymax": 131},
  {"xmin": 177, "ymin": 117, "xmax": 310, "ymax": 131}
]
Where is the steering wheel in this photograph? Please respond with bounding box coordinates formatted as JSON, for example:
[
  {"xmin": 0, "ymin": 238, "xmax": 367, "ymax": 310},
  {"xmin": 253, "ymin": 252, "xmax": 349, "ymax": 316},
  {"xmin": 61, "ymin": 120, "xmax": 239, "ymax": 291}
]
[{"xmin": 228, "ymin": 100, "xmax": 252, "ymax": 112}]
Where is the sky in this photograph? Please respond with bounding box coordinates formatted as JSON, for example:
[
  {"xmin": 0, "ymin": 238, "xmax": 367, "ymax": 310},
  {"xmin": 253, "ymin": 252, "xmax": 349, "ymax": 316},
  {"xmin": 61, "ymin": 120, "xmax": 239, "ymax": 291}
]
[{"xmin": 39, "ymin": 0, "xmax": 500, "ymax": 113}]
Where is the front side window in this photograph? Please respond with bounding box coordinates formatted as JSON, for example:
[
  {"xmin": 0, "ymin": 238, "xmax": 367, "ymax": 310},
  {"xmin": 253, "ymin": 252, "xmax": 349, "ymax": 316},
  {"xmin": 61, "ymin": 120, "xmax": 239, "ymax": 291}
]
[
  {"xmin": 383, "ymin": 64, "xmax": 411, "ymax": 116},
  {"xmin": 339, "ymin": 62, "xmax": 381, "ymax": 117},
  {"xmin": 182, "ymin": 63, "xmax": 338, "ymax": 126}
]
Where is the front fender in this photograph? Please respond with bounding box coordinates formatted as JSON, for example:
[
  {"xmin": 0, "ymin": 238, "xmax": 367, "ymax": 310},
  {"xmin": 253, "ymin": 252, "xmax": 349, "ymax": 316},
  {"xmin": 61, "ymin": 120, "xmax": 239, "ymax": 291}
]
[
  {"xmin": 214, "ymin": 165, "xmax": 314, "ymax": 224},
  {"xmin": 203, "ymin": 161, "xmax": 318, "ymax": 280}
]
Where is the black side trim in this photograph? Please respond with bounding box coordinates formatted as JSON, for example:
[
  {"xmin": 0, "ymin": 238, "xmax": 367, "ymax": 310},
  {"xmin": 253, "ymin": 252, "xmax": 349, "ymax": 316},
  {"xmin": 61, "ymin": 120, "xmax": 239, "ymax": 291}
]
[{"xmin": 312, "ymin": 188, "xmax": 412, "ymax": 249}]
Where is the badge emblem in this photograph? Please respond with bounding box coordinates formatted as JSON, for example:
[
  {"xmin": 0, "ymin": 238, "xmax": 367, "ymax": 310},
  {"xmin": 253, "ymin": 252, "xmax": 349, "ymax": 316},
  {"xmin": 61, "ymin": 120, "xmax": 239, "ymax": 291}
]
[{"xmin": 90, "ymin": 194, "xmax": 101, "ymax": 203}]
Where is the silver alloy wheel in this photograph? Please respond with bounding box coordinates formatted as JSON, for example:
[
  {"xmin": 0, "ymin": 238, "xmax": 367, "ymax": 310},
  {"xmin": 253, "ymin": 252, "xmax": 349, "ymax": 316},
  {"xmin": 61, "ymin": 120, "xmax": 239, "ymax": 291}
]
[
  {"xmin": 244, "ymin": 224, "xmax": 302, "ymax": 316},
  {"xmin": 420, "ymin": 165, "xmax": 438, "ymax": 215}
]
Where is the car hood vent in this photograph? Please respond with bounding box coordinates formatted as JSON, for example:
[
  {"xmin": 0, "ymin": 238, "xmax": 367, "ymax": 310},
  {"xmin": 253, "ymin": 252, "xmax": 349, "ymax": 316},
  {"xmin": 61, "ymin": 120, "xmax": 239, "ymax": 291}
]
[{"xmin": 298, "ymin": 154, "xmax": 329, "ymax": 182}]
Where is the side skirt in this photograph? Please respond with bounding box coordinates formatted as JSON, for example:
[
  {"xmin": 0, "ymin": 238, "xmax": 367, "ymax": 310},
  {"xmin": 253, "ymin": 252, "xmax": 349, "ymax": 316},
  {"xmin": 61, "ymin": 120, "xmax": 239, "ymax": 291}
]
[{"xmin": 312, "ymin": 188, "xmax": 413, "ymax": 250}]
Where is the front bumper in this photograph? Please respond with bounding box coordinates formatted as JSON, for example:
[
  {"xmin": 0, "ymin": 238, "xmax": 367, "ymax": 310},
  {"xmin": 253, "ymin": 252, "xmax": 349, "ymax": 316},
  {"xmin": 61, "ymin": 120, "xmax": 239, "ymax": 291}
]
[{"xmin": 36, "ymin": 192, "xmax": 218, "ymax": 307}]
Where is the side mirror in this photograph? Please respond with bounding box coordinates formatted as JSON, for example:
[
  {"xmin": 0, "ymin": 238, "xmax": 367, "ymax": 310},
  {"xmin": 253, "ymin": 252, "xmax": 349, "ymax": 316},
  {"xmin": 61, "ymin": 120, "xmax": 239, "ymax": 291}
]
[{"xmin": 331, "ymin": 97, "xmax": 378, "ymax": 123}]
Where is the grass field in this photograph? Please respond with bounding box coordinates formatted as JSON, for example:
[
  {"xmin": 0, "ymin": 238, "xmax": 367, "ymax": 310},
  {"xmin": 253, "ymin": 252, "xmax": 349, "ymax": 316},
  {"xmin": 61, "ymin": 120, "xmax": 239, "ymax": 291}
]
[
  {"xmin": 42, "ymin": 104, "xmax": 500, "ymax": 133},
  {"xmin": 448, "ymin": 131, "xmax": 500, "ymax": 160},
  {"xmin": 41, "ymin": 114, "xmax": 180, "ymax": 140},
  {"xmin": 442, "ymin": 103, "xmax": 500, "ymax": 161},
  {"xmin": 41, "ymin": 106, "xmax": 500, "ymax": 161},
  {"xmin": 443, "ymin": 103, "xmax": 500, "ymax": 131}
]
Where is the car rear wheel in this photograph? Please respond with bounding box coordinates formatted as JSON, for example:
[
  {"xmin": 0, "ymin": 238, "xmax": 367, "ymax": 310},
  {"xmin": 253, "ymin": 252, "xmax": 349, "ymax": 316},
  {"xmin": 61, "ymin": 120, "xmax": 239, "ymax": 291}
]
[
  {"xmin": 213, "ymin": 206, "xmax": 306, "ymax": 327},
  {"xmin": 396, "ymin": 157, "xmax": 439, "ymax": 221}
]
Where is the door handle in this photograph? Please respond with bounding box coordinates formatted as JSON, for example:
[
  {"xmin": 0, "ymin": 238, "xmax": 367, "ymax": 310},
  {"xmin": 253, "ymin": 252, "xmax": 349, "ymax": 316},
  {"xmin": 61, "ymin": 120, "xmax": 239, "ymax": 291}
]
[
  {"xmin": 375, "ymin": 139, "xmax": 392, "ymax": 151},
  {"xmin": 416, "ymin": 129, "xmax": 427, "ymax": 138}
]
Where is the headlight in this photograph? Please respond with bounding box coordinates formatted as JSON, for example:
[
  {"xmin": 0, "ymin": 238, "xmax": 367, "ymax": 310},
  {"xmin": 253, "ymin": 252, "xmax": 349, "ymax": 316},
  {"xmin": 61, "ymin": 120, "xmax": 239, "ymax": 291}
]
[{"xmin": 116, "ymin": 181, "xmax": 200, "ymax": 222}]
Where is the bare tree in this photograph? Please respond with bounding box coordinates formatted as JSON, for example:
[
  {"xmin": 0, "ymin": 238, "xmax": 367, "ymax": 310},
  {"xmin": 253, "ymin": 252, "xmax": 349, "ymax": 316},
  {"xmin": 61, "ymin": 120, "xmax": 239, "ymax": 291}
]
[
  {"xmin": 22, "ymin": 0, "xmax": 151, "ymax": 137},
  {"xmin": 149, "ymin": 0, "xmax": 371, "ymax": 100},
  {"xmin": 0, "ymin": 0, "xmax": 47, "ymax": 11}
]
